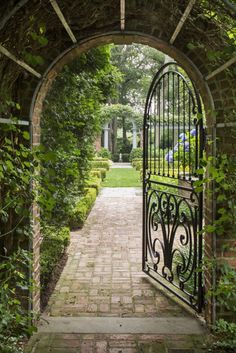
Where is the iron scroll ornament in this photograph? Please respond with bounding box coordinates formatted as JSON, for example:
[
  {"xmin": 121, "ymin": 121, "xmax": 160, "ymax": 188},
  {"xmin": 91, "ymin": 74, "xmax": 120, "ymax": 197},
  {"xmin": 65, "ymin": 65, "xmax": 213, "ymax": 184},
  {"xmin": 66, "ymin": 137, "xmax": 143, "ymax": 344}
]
[
  {"xmin": 142, "ymin": 62, "xmax": 204, "ymax": 312},
  {"xmin": 145, "ymin": 186, "xmax": 200, "ymax": 309}
]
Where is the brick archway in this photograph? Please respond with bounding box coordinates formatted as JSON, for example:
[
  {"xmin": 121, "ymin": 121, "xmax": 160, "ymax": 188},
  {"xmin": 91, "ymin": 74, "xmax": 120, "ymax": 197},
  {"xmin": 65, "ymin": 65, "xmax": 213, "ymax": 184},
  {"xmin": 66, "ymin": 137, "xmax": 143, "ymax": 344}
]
[
  {"xmin": 30, "ymin": 32, "xmax": 215, "ymax": 145},
  {"xmin": 30, "ymin": 31, "xmax": 216, "ymax": 323},
  {"xmin": 1, "ymin": 0, "xmax": 235, "ymax": 329}
]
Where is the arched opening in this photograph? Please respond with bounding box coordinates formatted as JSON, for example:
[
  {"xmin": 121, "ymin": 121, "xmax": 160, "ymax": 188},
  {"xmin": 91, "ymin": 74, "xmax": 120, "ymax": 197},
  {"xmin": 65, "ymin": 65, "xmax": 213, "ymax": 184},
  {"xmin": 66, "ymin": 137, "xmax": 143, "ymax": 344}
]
[
  {"xmin": 0, "ymin": 2, "xmax": 235, "ymax": 351},
  {"xmin": 29, "ymin": 32, "xmax": 215, "ymax": 324}
]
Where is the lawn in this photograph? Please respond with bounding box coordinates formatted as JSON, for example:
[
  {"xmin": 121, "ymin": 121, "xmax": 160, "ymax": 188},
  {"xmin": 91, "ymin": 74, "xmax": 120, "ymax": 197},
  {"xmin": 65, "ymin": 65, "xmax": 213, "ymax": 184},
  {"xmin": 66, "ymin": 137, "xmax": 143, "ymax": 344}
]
[{"xmin": 102, "ymin": 168, "xmax": 142, "ymax": 187}]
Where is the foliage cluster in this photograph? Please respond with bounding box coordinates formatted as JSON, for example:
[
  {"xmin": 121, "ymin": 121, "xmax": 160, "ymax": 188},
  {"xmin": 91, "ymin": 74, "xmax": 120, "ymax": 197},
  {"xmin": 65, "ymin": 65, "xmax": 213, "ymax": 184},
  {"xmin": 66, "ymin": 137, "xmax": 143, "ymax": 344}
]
[
  {"xmin": 97, "ymin": 147, "xmax": 112, "ymax": 159},
  {"xmin": 129, "ymin": 148, "xmax": 143, "ymax": 161},
  {"xmin": 112, "ymin": 153, "xmax": 120, "ymax": 162},
  {"xmin": 69, "ymin": 188, "xmax": 97, "ymax": 229},
  {"xmin": 0, "ymin": 247, "xmax": 36, "ymax": 353},
  {"xmin": 194, "ymin": 151, "xmax": 236, "ymax": 351},
  {"xmin": 40, "ymin": 226, "xmax": 70, "ymax": 295},
  {"xmin": 132, "ymin": 159, "xmax": 143, "ymax": 171},
  {"xmin": 91, "ymin": 168, "xmax": 107, "ymax": 180},
  {"xmin": 0, "ymin": 123, "xmax": 35, "ymax": 255},
  {"xmin": 85, "ymin": 177, "xmax": 101, "ymax": 195},
  {"xmin": 121, "ymin": 153, "xmax": 130, "ymax": 162},
  {"xmin": 39, "ymin": 46, "xmax": 119, "ymax": 226},
  {"xmin": 91, "ymin": 160, "xmax": 110, "ymax": 171},
  {"xmin": 38, "ymin": 46, "xmax": 119, "ymax": 305},
  {"xmin": 0, "ymin": 121, "xmax": 36, "ymax": 352}
]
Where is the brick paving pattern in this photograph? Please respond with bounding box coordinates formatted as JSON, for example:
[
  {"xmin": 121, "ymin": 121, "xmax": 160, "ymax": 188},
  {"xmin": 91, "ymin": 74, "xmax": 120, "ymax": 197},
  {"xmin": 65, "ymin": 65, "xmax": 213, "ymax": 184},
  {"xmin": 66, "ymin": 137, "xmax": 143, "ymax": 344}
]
[
  {"xmin": 25, "ymin": 187, "xmax": 207, "ymax": 353},
  {"xmin": 46, "ymin": 187, "xmax": 188, "ymax": 318},
  {"xmin": 25, "ymin": 333, "xmax": 207, "ymax": 353}
]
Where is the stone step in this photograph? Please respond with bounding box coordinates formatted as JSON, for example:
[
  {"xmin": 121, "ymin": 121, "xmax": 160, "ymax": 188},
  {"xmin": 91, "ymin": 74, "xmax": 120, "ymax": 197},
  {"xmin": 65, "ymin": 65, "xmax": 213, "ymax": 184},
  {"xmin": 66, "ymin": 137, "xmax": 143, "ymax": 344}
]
[{"xmin": 38, "ymin": 316, "xmax": 206, "ymax": 335}]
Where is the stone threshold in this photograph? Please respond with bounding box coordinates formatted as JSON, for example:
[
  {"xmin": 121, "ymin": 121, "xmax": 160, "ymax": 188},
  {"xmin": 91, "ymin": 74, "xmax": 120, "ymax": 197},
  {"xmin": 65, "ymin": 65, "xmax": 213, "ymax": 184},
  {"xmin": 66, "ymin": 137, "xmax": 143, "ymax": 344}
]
[{"xmin": 38, "ymin": 317, "xmax": 206, "ymax": 335}]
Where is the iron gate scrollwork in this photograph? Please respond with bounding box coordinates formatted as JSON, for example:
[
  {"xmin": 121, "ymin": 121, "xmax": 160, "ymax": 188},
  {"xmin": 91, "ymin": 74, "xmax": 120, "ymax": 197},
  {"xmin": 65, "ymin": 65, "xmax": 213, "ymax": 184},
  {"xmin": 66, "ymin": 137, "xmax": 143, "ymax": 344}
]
[{"xmin": 142, "ymin": 62, "xmax": 204, "ymax": 312}]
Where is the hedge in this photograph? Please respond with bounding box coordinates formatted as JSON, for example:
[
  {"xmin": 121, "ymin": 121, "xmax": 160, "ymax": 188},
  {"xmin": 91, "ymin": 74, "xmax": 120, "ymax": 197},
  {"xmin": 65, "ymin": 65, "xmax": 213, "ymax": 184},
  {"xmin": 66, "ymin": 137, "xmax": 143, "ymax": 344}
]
[
  {"xmin": 40, "ymin": 225, "xmax": 70, "ymax": 293},
  {"xmin": 112, "ymin": 153, "xmax": 119, "ymax": 162},
  {"xmin": 129, "ymin": 148, "xmax": 143, "ymax": 161},
  {"xmin": 85, "ymin": 177, "xmax": 101, "ymax": 195},
  {"xmin": 90, "ymin": 170, "xmax": 101, "ymax": 179},
  {"xmin": 122, "ymin": 153, "xmax": 130, "ymax": 162},
  {"xmin": 132, "ymin": 158, "xmax": 142, "ymax": 168},
  {"xmin": 91, "ymin": 168, "xmax": 107, "ymax": 180},
  {"xmin": 91, "ymin": 160, "xmax": 110, "ymax": 170},
  {"xmin": 97, "ymin": 148, "xmax": 112, "ymax": 159},
  {"xmin": 69, "ymin": 187, "xmax": 97, "ymax": 229}
]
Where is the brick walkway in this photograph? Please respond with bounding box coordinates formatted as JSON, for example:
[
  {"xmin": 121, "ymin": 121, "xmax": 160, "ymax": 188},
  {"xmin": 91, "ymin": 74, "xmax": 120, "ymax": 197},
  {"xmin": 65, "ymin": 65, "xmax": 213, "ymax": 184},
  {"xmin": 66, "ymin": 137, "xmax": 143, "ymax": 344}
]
[
  {"xmin": 46, "ymin": 187, "xmax": 187, "ymax": 318},
  {"xmin": 26, "ymin": 332, "xmax": 206, "ymax": 353},
  {"xmin": 25, "ymin": 187, "xmax": 207, "ymax": 353}
]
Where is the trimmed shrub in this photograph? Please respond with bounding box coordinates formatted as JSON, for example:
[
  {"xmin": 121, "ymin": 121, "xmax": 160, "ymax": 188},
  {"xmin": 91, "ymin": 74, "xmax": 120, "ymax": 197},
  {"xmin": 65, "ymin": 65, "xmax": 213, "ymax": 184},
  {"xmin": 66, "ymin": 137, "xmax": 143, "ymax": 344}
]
[
  {"xmin": 40, "ymin": 226, "xmax": 70, "ymax": 293},
  {"xmin": 130, "ymin": 148, "xmax": 143, "ymax": 161},
  {"xmin": 85, "ymin": 177, "xmax": 101, "ymax": 195},
  {"xmin": 92, "ymin": 168, "xmax": 107, "ymax": 180},
  {"xmin": 134, "ymin": 160, "xmax": 143, "ymax": 171},
  {"xmin": 97, "ymin": 148, "xmax": 112, "ymax": 159},
  {"xmin": 93, "ymin": 157, "xmax": 109, "ymax": 162},
  {"xmin": 132, "ymin": 158, "xmax": 142, "ymax": 168},
  {"xmin": 112, "ymin": 153, "xmax": 120, "ymax": 162},
  {"xmin": 122, "ymin": 153, "xmax": 130, "ymax": 162},
  {"xmin": 90, "ymin": 170, "xmax": 101, "ymax": 179},
  {"xmin": 69, "ymin": 188, "xmax": 97, "ymax": 229},
  {"xmin": 91, "ymin": 160, "xmax": 110, "ymax": 170}
]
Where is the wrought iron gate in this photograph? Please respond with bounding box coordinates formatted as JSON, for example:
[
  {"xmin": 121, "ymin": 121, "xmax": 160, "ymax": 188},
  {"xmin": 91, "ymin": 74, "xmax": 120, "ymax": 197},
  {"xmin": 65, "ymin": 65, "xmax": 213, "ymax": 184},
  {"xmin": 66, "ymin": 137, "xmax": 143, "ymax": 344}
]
[{"xmin": 142, "ymin": 62, "xmax": 204, "ymax": 312}]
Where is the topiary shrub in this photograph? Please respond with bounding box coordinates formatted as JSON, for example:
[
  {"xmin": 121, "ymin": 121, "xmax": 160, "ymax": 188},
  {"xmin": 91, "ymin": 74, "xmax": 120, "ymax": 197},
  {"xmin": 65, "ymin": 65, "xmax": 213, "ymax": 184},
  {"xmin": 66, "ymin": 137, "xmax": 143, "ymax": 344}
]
[
  {"xmin": 92, "ymin": 168, "xmax": 107, "ymax": 180},
  {"xmin": 93, "ymin": 157, "xmax": 109, "ymax": 161},
  {"xmin": 40, "ymin": 226, "xmax": 70, "ymax": 294},
  {"xmin": 90, "ymin": 170, "xmax": 101, "ymax": 179},
  {"xmin": 91, "ymin": 160, "xmax": 110, "ymax": 170},
  {"xmin": 69, "ymin": 188, "xmax": 97, "ymax": 229},
  {"xmin": 112, "ymin": 153, "xmax": 120, "ymax": 162},
  {"xmin": 132, "ymin": 158, "xmax": 142, "ymax": 168},
  {"xmin": 97, "ymin": 148, "xmax": 112, "ymax": 159},
  {"xmin": 129, "ymin": 148, "xmax": 143, "ymax": 161},
  {"xmin": 134, "ymin": 160, "xmax": 143, "ymax": 171},
  {"xmin": 85, "ymin": 177, "xmax": 101, "ymax": 195},
  {"xmin": 122, "ymin": 153, "xmax": 130, "ymax": 162}
]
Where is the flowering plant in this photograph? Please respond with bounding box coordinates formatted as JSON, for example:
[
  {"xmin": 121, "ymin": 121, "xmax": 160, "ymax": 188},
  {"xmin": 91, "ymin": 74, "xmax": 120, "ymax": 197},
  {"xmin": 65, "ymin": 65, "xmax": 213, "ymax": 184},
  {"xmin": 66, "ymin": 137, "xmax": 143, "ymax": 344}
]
[{"xmin": 165, "ymin": 128, "xmax": 196, "ymax": 170}]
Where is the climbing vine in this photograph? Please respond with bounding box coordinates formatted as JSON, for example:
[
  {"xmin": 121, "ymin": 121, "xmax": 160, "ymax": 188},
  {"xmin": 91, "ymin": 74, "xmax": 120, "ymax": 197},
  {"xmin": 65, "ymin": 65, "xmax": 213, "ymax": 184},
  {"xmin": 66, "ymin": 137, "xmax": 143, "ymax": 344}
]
[
  {"xmin": 194, "ymin": 142, "xmax": 236, "ymax": 351},
  {"xmin": 0, "ymin": 110, "xmax": 37, "ymax": 352}
]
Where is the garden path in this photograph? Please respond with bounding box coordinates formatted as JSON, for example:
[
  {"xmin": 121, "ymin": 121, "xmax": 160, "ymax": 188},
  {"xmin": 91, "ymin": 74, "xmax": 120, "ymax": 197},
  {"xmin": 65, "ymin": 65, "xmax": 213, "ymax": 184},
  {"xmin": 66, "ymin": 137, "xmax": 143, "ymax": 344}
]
[
  {"xmin": 46, "ymin": 187, "xmax": 188, "ymax": 318},
  {"xmin": 26, "ymin": 187, "xmax": 207, "ymax": 353}
]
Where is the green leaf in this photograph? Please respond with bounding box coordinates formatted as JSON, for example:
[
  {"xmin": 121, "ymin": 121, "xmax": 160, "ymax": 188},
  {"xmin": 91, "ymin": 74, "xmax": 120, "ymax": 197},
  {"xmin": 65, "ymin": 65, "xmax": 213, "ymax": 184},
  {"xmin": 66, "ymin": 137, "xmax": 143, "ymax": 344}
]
[
  {"xmin": 187, "ymin": 42, "xmax": 196, "ymax": 50},
  {"xmin": 23, "ymin": 131, "xmax": 30, "ymax": 140},
  {"xmin": 205, "ymin": 224, "xmax": 216, "ymax": 233},
  {"xmin": 38, "ymin": 36, "xmax": 48, "ymax": 46}
]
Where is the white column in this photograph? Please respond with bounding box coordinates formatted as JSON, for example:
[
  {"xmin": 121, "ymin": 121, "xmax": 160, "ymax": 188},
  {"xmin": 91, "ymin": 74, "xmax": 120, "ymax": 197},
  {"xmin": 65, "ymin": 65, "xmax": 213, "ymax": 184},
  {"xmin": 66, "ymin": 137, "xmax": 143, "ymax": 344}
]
[
  {"xmin": 103, "ymin": 123, "xmax": 109, "ymax": 149},
  {"xmin": 132, "ymin": 121, "xmax": 137, "ymax": 149}
]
